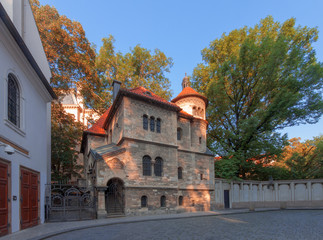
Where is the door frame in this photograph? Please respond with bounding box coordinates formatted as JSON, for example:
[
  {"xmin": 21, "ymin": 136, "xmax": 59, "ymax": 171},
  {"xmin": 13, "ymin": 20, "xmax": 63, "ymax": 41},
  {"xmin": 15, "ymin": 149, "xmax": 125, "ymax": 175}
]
[
  {"xmin": 0, "ymin": 158, "xmax": 11, "ymax": 236},
  {"xmin": 19, "ymin": 166, "xmax": 40, "ymax": 230}
]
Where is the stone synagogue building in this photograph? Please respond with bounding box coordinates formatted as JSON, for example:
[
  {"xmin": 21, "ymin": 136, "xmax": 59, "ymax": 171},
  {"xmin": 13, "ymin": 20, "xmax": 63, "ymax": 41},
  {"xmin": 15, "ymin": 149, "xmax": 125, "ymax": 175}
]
[{"xmin": 81, "ymin": 76, "xmax": 215, "ymax": 217}]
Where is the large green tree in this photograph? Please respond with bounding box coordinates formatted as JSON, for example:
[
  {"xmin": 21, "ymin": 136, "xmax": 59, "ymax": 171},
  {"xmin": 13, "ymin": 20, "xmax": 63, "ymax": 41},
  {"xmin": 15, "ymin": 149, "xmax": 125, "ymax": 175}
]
[
  {"xmin": 193, "ymin": 16, "xmax": 323, "ymax": 179},
  {"xmin": 96, "ymin": 35, "xmax": 173, "ymax": 102},
  {"xmin": 30, "ymin": 0, "xmax": 106, "ymax": 113},
  {"xmin": 51, "ymin": 103, "xmax": 84, "ymax": 182}
]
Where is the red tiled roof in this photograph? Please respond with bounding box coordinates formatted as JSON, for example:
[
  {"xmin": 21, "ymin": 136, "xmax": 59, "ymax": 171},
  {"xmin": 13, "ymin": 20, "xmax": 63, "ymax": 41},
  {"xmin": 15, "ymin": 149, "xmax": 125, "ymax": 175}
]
[
  {"xmin": 125, "ymin": 86, "xmax": 180, "ymax": 109},
  {"xmin": 171, "ymin": 87, "xmax": 208, "ymax": 105},
  {"xmin": 178, "ymin": 110, "xmax": 209, "ymax": 124},
  {"xmin": 86, "ymin": 107, "xmax": 111, "ymax": 135}
]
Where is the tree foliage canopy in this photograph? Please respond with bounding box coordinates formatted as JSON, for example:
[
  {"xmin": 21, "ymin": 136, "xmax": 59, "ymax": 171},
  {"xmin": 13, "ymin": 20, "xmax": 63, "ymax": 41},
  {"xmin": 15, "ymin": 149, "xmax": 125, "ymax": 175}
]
[
  {"xmin": 276, "ymin": 136, "xmax": 323, "ymax": 179},
  {"xmin": 193, "ymin": 16, "xmax": 323, "ymax": 179},
  {"xmin": 30, "ymin": 0, "xmax": 106, "ymax": 112},
  {"xmin": 96, "ymin": 35, "xmax": 173, "ymax": 102},
  {"xmin": 51, "ymin": 103, "xmax": 84, "ymax": 182}
]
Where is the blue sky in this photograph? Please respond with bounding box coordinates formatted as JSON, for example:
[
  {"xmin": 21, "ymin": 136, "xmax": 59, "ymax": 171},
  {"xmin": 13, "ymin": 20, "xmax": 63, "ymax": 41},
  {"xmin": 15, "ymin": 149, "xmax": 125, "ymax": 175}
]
[{"xmin": 39, "ymin": 0, "xmax": 323, "ymax": 141}]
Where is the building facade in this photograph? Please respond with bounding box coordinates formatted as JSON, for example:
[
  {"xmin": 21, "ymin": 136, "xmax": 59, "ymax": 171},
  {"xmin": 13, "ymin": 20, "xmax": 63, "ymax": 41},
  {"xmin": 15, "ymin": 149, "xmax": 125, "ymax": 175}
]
[
  {"xmin": 0, "ymin": 0, "xmax": 55, "ymax": 235},
  {"xmin": 81, "ymin": 77, "xmax": 215, "ymax": 217}
]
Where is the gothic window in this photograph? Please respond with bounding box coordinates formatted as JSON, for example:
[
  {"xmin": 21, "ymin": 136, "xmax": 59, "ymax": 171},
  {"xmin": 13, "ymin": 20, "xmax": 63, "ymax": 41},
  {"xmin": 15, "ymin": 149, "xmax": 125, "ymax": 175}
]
[
  {"xmin": 156, "ymin": 118, "xmax": 161, "ymax": 133},
  {"xmin": 179, "ymin": 196, "xmax": 183, "ymax": 206},
  {"xmin": 143, "ymin": 155, "xmax": 151, "ymax": 176},
  {"xmin": 177, "ymin": 128, "xmax": 182, "ymax": 141},
  {"xmin": 154, "ymin": 157, "xmax": 163, "ymax": 177},
  {"xmin": 143, "ymin": 115, "xmax": 148, "ymax": 130},
  {"xmin": 160, "ymin": 195, "xmax": 166, "ymax": 207},
  {"xmin": 7, "ymin": 74, "xmax": 20, "ymax": 127},
  {"xmin": 150, "ymin": 116, "xmax": 155, "ymax": 132},
  {"xmin": 178, "ymin": 167, "xmax": 183, "ymax": 179},
  {"xmin": 141, "ymin": 196, "xmax": 148, "ymax": 207}
]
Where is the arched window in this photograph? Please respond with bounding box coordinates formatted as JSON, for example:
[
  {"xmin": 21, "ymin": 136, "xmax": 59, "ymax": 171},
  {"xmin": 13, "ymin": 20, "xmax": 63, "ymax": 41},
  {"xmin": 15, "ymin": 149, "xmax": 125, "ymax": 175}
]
[
  {"xmin": 179, "ymin": 196, "xmax": 183, "ymax": 206},
  {"xmin": 154, "ymin": 157, "xmax": 163, "ymax": 177},
  {"xmin": 177, "ymin": 128, "xmax": 182, "ymax": 141},
  {"xmin": 141, "ymin": 196, "xmax": 148, "ymax": 207},
  {"xmin": 178, "ymin": 167, "xmax": 183, "ymax": 179},
  {"xmin": 143, "ymin": 155, "xmax": 151, "ymax": 176},
  {"xmin": 156, "ymin": 118, "xmax": 161, "ymax": 133},
  {"xmin": 160, "ymin": 195, "xmax": 166, "ymax": 207},
  {"xmin": 150, "ymin": 116, "xmax": 155, "ymax": 132},
  {"xmin": 143, "ymin": 115, "xmax": 148, "ymax": 130},
  {"xmin": 7, "ymin": 73, "xmax": 20, "ymax": 127}
]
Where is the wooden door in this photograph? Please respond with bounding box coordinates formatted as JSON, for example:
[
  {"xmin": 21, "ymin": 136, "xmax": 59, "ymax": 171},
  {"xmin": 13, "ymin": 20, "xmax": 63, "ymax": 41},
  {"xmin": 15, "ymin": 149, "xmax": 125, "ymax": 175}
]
[
  {"xmin": 20, "ymin": 168, "xmax": 39, "ymax": 229},
  {"xmin": 0, "ymin": 162, "xmax": 8, "ymax": 236}
]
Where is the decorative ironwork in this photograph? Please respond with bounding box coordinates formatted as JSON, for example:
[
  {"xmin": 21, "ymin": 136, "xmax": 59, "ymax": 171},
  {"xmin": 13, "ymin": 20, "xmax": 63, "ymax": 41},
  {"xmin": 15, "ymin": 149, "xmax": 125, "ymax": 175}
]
[
  {"xmin": 154, "ymin": 157, "xmax": 163, "ymax": 177},
  {"xmin": 106, "ymin": 178, "xmax": 124, "ymax": 215},
  {"xmin": 143, "ymin": 155, "xmax": 151, "ymax": 176},
  {"xmin": 45, "ymin": 184, "xmax": 96, "ymax": 222},
  {"xmin": 7, "ymin": 74, "xmax": 20, "ymax": 127}
]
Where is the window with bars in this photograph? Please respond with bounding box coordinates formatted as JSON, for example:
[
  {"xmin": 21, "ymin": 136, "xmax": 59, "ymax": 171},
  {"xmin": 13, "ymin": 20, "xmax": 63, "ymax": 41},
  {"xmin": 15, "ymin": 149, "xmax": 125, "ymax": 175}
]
[
  {"xmin": 141, "ymin": 196, "xmax": 148, "ymax": 207},
  {"xmin": 156, "ymin": 118, "xmax": 161, "ymax": 133},
  {"xmin": 177, "ymin": 128, "xmax": 182, "ymax": 140},
  {"xmin": 178, "ymin": 167, "xmax": 183, "ymax": 179},
  {"xmin": 160, "ymin": 195, "xmax": 166, "ymax": 207},
  {"xmin": 154, "ymin": 157, "xmax": 163, "ymax": 177},
  {"xmin": 142, "ymin": 155, "xmax": 151, "ymax": 176},
  {"xmin": 143, "ymin": 115, "xmax": 148, "ymax": 130},
  {"xmin": 150, "ymin": 116, "xmax": 155, "ymax": 132},
  {"xmin": 7, "ymin": 74, "xmax": 20, "ymax": 127},
  {"xmin": 179, "ymin": 196, "xmax": 183, "ymax": 206}
]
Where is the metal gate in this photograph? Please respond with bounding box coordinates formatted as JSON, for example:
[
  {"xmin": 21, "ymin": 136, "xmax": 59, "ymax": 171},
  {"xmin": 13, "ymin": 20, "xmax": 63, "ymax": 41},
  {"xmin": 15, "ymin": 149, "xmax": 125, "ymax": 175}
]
[
  {"xmin": 45, "ymin": 184, "xmax": 96, "ymax": 222},
  {"xmin": 106, "ymin": 178, "xmax": 124, "ymax": 215}
]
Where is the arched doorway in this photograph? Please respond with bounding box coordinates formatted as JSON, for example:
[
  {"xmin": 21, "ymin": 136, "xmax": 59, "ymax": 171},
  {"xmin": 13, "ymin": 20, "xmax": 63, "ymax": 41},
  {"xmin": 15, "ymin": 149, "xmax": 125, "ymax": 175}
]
[{"xmin": 105, "ymin": 178, "xmax": 124, "ymax": 215}]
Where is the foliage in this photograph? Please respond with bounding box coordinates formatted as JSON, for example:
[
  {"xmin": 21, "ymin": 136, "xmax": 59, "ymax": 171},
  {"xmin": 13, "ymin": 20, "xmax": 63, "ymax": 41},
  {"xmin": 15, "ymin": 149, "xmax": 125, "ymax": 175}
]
[
  {"xmin": 96, "ymin": 35, "xmax": 173, "ymax": 101},
  {"xmin": 275, "ymin": 136, "xmax": 323, "ymax": 179},
  {"xmin": 192, "ymin": 16, "xmax": 323, "ymax": 179},
  {"xmin": 30, "ymin": 0, "xmax": 106, "ymax": 113},
  {"xmin": 51, "ymin": 103, "xmax": 84, "ymax": 182}
]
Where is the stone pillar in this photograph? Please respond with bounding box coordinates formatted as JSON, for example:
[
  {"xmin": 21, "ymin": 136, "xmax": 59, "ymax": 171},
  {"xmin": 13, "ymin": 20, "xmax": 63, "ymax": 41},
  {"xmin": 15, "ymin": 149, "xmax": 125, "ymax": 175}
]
[
  {"xmin": 274, "ymin": 183, "xmax": 279, "ymax": 201},
  {"xmin": 291, "ymin": 182, "xmax": 295, "ymax": 201},
  {"xmin": 307, "ymin": 182, "xmax": 312, "ymax": 201},
  {"xmin": 230, "ymin": 181, "xmax": 234, "ymax": 207},
  {"xmin": 97, "ymin": 187, "xmax": 107, "ymax": 218}
]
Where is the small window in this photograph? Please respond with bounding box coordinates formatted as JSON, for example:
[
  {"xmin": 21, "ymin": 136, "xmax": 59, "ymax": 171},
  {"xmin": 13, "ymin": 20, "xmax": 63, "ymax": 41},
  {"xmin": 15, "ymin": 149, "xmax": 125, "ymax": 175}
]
[
  {"xmin": 178, "ymin": 167, "xmax": 183, "ymax": 179},
  {"xmin": 150, "ymin": 116, "xmax": 155, "ymax": 132},
  {"xmin": 141, "ymin": 196, "xmax": 148, "ymax": 207},
  {"xmin": 143, "ymin": 115, "xmax": 148, "ymax": 130},
  {"xmin": 154, "ymin": 157, "xmax": 163, "ymax": 177},
  {"xmin": 200, "ymin": 173, "xmax": 203, "ymax": 180},
  {"xmin": 177, "ymin": 128, "xmax": 182, "ymax": 141},
  {"xmin": 160, "ymin": 195, "xmax": 166, "ymax": 207},
  {"xmin": 7, "ymin": 73, "xmax": 20, "ymax": 127},
  {"xmin": 143, "ymin": 155, "xmax": 151, "ymax": 176},
  {"xmin": 179, "ymin": 196, "xmax": 183, "ymax": 206},
  {"xmin": 156, "ymin": 118, "xmax": 161, "ymax": 133},
  {"xmin": 199, "ymin": 137, "xmax": 202, "ymax": 144}
]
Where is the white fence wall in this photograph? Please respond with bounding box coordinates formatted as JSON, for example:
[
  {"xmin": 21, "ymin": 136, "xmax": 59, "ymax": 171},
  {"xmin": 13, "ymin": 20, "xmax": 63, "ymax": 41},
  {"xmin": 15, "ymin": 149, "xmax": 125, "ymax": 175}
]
[{"xmin": 214, "ymin": 178, "xmax": 323, "ymax": 209}]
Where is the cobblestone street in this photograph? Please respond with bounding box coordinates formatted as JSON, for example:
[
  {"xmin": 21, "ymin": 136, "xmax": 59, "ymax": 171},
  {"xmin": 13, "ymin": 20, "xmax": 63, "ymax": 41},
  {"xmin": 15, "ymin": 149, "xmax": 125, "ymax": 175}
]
[{"xmin": 46, "ymin": 210, "xmax": 323, "ymax": 240}]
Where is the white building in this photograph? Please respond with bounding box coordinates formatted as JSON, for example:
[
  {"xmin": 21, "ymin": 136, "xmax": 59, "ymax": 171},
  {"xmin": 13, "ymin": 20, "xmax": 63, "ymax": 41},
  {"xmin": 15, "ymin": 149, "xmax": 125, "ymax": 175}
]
[{"xmin": 0, "ymin": 0, "xmax": 56, "ymax": 236}]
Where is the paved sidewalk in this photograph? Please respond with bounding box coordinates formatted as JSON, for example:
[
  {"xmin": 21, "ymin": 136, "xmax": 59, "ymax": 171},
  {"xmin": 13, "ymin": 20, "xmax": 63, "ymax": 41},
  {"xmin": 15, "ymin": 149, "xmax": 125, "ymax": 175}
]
[{"xmin": 0, "ymin": 208, "xmax": 284, "ymax": 240}]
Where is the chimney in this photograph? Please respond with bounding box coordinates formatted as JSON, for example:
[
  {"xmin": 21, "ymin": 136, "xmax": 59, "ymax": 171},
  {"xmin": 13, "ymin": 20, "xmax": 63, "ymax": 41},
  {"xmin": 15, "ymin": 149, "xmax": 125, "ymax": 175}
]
[{"xmin": 112, "ymin": 80, "xmax": 121, "ymax": 102}]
